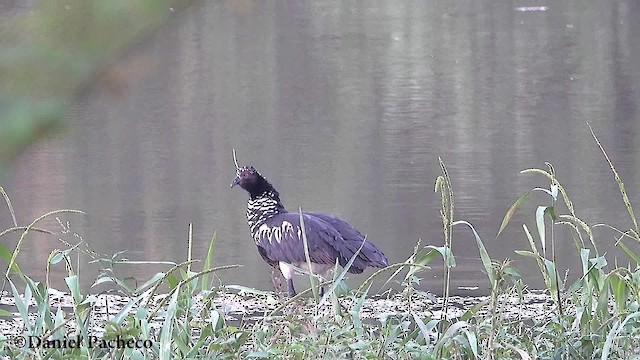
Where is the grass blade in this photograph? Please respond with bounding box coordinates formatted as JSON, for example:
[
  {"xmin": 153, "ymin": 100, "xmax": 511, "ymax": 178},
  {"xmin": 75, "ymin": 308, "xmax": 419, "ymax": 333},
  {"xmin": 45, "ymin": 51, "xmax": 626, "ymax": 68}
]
[
  {"xmin": 159, "ymin": 286, "xmax": 180, "ymax": 360},
  {"xmin": 601, "ymin": 320, "xmax": 619, "ymax": 360},
  {"xmin": 318, "ymin": 234, "xmax": 366, "ymax": 307},
  {"xmin": 0, "ymin": 186, "xmax": 17, "ymax": 227},
  {"xmin": 299, "ymin": 208, "xmax": 319, "ymax": 301},
  {"xmin": 589, "ymin": 123, "xmax": 639, "ymax": 233},
  {"xmin": 452, "ymin": 220, "xmax": 494, "ymax": 285},
  {"xmin": 497, "ymin": 191, "xmax": 532, "ymax": 238},
  {"xmin": 200, "ymin": 231, "xmax": 217, "ymax": 291},
  {"xmin": 5, "ymin": 209, "xmax": 85, "ymax": 278}
]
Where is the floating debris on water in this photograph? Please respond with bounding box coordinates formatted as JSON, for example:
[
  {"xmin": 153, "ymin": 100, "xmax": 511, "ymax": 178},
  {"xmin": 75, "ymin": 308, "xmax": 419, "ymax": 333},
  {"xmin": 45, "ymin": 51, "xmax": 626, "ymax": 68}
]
[{"xmin": 515, "ymin": 6, "xmax": 548, "ymax": 12}]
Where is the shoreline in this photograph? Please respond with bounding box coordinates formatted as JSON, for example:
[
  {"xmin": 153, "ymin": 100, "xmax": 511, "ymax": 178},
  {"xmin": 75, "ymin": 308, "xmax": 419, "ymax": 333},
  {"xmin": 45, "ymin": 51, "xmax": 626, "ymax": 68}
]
[{"xmin": 0, "ymin": 288, "xmax": 556, "ymax": 337}]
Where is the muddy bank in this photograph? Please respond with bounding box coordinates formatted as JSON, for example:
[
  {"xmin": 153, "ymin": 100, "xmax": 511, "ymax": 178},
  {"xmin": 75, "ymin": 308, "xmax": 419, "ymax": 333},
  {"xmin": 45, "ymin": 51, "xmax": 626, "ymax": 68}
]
[{"xmin": 0, "ymin": 288, "xmax": 555, "ymax": 337}]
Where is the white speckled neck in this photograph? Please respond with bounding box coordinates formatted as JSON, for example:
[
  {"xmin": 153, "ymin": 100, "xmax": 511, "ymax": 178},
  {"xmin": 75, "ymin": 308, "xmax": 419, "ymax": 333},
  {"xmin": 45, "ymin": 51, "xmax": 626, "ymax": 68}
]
[{"xmin": 247, "ymin": 190, "xmax": 286, "ymax": 236}]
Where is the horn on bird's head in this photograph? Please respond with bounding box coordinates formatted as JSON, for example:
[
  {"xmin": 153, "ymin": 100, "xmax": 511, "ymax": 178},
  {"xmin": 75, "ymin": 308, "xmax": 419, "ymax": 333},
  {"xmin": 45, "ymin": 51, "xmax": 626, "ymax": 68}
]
[{"xmin": 232, "ymin": 149, "xmax": 240, "ymax": 172}]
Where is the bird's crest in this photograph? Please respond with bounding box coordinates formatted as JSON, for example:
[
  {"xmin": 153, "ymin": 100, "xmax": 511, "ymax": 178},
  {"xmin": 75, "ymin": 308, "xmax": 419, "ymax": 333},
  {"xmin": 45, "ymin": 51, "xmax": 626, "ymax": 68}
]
[
  {"xmin": 231, "ymin": 150, "xmax": 278, "ymax": 200},
  {"xmin": 232, "ymin": 149, "xmax": 258, "ymax": 178}
]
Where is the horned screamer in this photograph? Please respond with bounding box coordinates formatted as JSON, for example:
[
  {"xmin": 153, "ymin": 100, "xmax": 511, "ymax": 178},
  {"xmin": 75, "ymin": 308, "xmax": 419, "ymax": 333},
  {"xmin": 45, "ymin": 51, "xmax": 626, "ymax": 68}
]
[{"xmin": 231, "ymin": 163, "xmax": 388, "ymax": 297}]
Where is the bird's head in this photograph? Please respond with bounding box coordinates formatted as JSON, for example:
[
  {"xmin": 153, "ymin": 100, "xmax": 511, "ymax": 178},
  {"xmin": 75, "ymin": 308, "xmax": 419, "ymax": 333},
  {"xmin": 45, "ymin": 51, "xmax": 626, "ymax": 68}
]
[
  {"xmin": 230, "ymin": 150, "xmax": 280, "ymax": 199},
  {"xmin": 231, "ymin": 166, "xmax": 259, "ymax": 190},
  {"xmin": 231, "ymin": 166, "xmax": 276, "ymax": 198}
]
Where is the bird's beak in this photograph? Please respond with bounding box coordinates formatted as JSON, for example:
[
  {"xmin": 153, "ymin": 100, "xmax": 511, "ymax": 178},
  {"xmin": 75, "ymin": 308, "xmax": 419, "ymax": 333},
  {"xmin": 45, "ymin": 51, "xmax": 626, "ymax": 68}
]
[{"xmin": 230, "ymin": 176, "xmax": 241, "ymax": 188}]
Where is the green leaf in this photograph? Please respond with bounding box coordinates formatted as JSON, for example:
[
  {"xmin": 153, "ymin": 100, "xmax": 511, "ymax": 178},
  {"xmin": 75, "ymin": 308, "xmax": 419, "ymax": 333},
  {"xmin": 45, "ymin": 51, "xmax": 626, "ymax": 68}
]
[
  {"xmin": 435, "ymin": 321, "xmax": 469, "ymax": 354},
  {"xmin": 167, "ymin": 273, "xmax": 180, "ymax": 290},
  {"xmin": 350, "ymin": 286, "xmax": 369, "ymax": 337},
  {"xmin": 112, "ymin": 296, "xmax": 142, "ymax": 324},
  {"xmin": 452, "ymin": 220, "xmax": 493, "ymax": 285},
  {"xmin": 580, "ymin": 248, "xmax": 590, "ymax": 276},
  {"xmin": 543, "ymin": 259, "xmax": 558, "ymax": 294},
  {"xmin": 91, "ymin": 275, "xmax": 115, "ymax": 288},
  {"xmin": 404, "ymin": 248, "xmax": 438, "ymax": 281},
  {"xmin": 247, "ymin": 351, "xmax": 272, "ymax": 358},
  {"xmin": 412, "ymin": 312, "xmax": 432, "ymax": 346},
  {"xmin": 461, "ymin": 299, "xmax": 489, "ymax": 321},
  {"xmin": 589, "ymin": 255, "xmax": 607, "ymax": 269},
  {"xmin": 608, "ymin": 273, "xmax": 628, "ymax": 314},
  {"xmin": 617, "ymin": 240, "xmax": 640, "ymax": 265},
  {"xmin": 462, "ymin": 329, "xmax": 479, "ymax": 359},
  {"xmin": 425, "ymin": 245, "xmax": 456, "ymax": 268},
  {"xmin": 550, "ymin": 184, "xmax": 558, "ymax": 200},
  {"xmin": 134, "ymin": 272, "xmax": 166, "ymax": 294},
  {"xmin": 536, "ymin": 206, "xmax": 548, "ymax": 257},
  {"xmin": 504, "ymin": 343, "xmax": 532, "ymax": 360},
  {"xmin": 10, "ymin": 279, "xmax": 32, "ymax": 332},
  {"xmin": 49, "ymin": 251, "xmax": 65, "ymax": 265},
  {"xmin": 532, "ymin": 187, "xmax": 554, "ymax": 198},
  {"xmin": 65, "ymin": 275, "xmax": 82, "ymax": 303},
  {"xmin": 601, "ymin": 320, "xmax": 619, "ymax": 360},
  {"xmin": 497, "ymin": 191, "xmax": 532, "ymax": 238},
  {"xmin": 522, "ymin": 224, "xmax": 539, "ymax": 256},
  {"xmin": 0, "ymin": 243, "xmax": 21, "ymax": 274},
  {"xmin": 514, "ymin": 250, "xmax": 537, "ymax": 258}
]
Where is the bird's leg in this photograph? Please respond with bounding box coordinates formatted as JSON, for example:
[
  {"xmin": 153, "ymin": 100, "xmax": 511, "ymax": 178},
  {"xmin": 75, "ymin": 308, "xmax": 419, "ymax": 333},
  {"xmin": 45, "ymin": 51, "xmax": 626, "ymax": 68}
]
[
  {"xmin": 279, "ymin": 262, "xmax": 297, "ymax": 297},
  {"xmin": 318, "ymin": 269, "xmax": 331, "ymax": 298},
  {"xmin": 287, "ymin": 279, "xmax": 297, "ymax": 297},
  {"xmin": 270, "ymin": 268, "xmax": 284, "ymax": 295}
]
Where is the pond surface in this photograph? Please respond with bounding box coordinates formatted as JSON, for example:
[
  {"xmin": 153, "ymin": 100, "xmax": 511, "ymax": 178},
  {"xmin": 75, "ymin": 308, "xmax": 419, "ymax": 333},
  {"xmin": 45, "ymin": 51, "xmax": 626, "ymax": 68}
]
[{"xmin": 2, "ymin": 0, "xmax": 639, "ymax": 295}]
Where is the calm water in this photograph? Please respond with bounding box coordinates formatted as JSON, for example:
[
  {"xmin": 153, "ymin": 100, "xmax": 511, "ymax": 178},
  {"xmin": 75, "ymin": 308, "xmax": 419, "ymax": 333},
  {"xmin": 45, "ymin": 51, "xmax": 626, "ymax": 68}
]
[{"xmin": 2, "ymin": 1, "xmax": 639, "ymax": 295}]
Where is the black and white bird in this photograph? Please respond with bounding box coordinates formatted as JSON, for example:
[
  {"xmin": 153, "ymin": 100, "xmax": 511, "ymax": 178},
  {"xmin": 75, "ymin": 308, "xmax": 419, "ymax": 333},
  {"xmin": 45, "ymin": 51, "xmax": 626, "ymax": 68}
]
[{"xmin": 231, "ymin": 165, "xmax": 388, "ymax": 297}]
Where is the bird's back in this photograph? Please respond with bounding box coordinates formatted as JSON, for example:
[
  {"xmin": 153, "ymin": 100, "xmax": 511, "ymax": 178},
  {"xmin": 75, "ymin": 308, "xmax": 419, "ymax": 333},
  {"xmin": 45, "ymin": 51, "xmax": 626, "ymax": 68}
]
[{"xmin": 253, "ymin": 211, "xmax": 388, "ymax": 273}]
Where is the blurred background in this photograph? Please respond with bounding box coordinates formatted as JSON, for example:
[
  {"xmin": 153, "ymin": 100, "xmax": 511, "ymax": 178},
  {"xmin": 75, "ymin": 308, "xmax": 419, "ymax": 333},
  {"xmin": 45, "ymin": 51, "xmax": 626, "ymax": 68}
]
[{"xmin": 0, "ymin": 0, "xmax": 639, "ymax": 295}]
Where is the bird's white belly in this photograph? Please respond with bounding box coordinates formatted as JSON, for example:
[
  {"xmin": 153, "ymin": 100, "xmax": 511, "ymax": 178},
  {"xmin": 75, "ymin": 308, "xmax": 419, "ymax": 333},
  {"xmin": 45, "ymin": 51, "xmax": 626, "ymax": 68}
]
[{"xmin": 279, "ymin": 261, "xmax": 334, "ymax": 280}]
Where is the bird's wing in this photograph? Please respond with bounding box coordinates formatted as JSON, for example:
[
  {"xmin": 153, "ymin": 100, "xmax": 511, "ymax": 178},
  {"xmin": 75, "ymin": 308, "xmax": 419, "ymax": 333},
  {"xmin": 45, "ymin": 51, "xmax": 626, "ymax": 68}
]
[
  {"xmin": 306, "ymin": 212, "xmax": 366, "ymax": 242},
  {"xmin": 256, "ymin": 246, "xmax": 279, "ymax": 268},
  {"xmin": 306, "ymin": 212, "xmax": 389, "ymax": 269},
  {"xmin": 254, "ymin": 213, "xmax": 342, "ymax": 266}
]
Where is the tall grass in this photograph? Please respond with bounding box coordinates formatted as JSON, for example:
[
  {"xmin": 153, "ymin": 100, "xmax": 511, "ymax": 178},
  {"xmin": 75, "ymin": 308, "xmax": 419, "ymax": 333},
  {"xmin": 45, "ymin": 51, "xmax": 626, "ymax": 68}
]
[{"xmin": 1, "ymin": 129, "xmax": 640, "ymax": 358}]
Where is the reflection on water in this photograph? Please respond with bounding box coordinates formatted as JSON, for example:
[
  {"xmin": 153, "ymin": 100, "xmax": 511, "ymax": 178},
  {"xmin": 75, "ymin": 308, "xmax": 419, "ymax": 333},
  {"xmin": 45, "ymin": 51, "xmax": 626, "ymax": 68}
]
[{"xmin": 2, "ymin": 0, "xmax": 639, "ymax": 295}]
